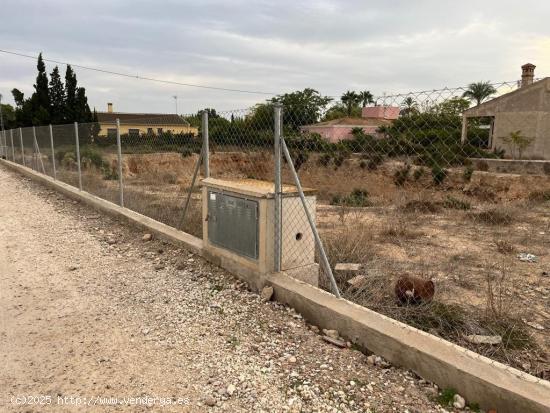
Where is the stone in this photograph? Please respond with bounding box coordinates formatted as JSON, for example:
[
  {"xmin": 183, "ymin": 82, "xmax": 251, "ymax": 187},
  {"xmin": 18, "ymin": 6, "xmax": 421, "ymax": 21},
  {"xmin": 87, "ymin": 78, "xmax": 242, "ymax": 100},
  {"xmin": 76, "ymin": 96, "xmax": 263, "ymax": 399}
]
[
  {"xmin": 335, "ymin": 263, "xmax": 362, "ymax": 273},
  {"xmin": 347, "ymin": 275, "xmax": 367, "ymax": 289},
  {"xmin": 226, "ymin": 384, "xmax": 236, "ymax": 396},
  {"xmin": 288, "ymin": 356, "xmax": 297, "ymax": 363},
  {"xmin": 142, "ymin": 233, "xmax": 153, "ymax": 241},
  {"xmin": 322, "ymin": 335, "xmax": 346, "ymax": 348},
  {"xmin": 154, "ymin": 263, "xmax": 165, "ymax": 271},
  {"xmin": 68, "ymin": 265, "xmax": 78, "ymax": 271},
  {"xmin": 204, "ymin": 396, "xmax": 216, "ymax": 406},
  {"xmin": 106, "ymin": 238, "xmax": 117, "ymax": 245},
  {"xmin": 465, "ymin": 335, "xmax": 502, "ymax": 345},
  {"xmin": 260, "ymin": 286, "xmax": 274, "ymax": 302},
  {"xmin": 452, "ymin": 393, "xmax": 466, "ymax": 409},
  {"xmin": 518, "ymin": 252, "xmax": 537, "ymax": 262},
  {"xmin": 322, "ymin": 329, "xmax": 339, "ymax": 339},
  {"xmin": 525, "ymin": 320, "xmax": 545, "ymax": 330}
]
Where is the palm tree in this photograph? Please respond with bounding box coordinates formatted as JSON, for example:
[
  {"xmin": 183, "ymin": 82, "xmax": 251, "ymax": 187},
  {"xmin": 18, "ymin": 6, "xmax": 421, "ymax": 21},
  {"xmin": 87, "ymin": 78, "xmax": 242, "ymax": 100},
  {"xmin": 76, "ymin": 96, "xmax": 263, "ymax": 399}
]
[
  {"xmin": 358, "ymin": 90, "xmax": 374, "ymax": 107},
  {"xmin": 401, "ymin": 97, "xmax": 418, "ymax": 116},
  {"xmin": 462, "ymin": 81, "xmax": 497, "ymax": 106},
  {"xmin": 341, "ymin": 90, "xmax": 360, "ymax": 116}
]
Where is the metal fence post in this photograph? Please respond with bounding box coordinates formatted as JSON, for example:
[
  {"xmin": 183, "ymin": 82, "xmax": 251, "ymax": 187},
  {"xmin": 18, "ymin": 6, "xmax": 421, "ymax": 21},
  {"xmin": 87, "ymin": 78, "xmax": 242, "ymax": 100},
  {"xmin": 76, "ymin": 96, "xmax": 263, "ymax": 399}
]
[
  {"xmin": 19, "ymin": 128, "xmax": 25, "ymax": 167},
  {"xmin": 74, "ymin": 122, "xmax": 82, "ymax": 190},
  {"xmin": 116, "ymin": 119, "xmax": 124, "ymax": 207},
  {"xmin": 273, "ymin": 103, "xmax": 282, "ymax": 273},
  {"xmin": 49, "ymin": 124, "xmax": 56, "ymax": 180},
  {"xmin": 10, "ymin": 129, "xmax": 15, "ymax": 161},
  {"xmin": 281, "ymin": 136, "xmax": 341, "ymax": 299},
  {"xmin": 32, "ymin": 126, "xmax": 45, "ymax": 174},
  {"xmin": 202, "ymin": 111, "xmax": 209, "ymax": 178}
]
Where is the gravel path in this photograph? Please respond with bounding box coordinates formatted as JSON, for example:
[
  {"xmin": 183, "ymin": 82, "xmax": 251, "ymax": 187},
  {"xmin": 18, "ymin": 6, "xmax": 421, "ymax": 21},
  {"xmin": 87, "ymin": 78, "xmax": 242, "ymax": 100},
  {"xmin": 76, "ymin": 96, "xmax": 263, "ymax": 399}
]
[{"xmin": 0, "ymin": 166, "xmax": 447, "ymax": 412}]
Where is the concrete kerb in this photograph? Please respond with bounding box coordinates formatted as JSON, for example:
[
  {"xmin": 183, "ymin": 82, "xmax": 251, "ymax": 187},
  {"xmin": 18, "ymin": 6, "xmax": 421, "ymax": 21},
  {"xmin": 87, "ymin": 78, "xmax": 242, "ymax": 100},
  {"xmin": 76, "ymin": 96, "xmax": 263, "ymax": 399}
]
[{"xmin": 2, "ymin": 158, "xmax": 550, "ymax": 413}]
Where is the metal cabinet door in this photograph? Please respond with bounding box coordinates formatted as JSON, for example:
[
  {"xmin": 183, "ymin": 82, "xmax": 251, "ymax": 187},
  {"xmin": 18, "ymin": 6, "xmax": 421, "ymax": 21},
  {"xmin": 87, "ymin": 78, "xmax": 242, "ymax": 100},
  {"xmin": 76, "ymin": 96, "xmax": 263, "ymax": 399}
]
[{"xmin": 208, "ymin": 191, "xmax": 259, "ymax": 259}]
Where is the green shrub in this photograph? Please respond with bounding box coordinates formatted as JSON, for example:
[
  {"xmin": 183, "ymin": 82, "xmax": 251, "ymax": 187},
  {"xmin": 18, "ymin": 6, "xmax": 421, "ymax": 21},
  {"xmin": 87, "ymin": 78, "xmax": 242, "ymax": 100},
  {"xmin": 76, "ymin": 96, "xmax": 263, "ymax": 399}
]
[
  {"xmin": 431, "ymin": 165, "xmax": 447, "ymax": 185},
  {"xmin": 463, "ymin": 165, "xmax": 474, "ymax": 182},
  {"xmin": 318, "ymin": 153, "xmax": 332, "ymax": 167},
  {"xmin": 330, "ymin": 189, "xmax": 371, "ymax": 207},
  {"xmin": 442, "ymin": 196, "xmax": 471, "ymax": 210},
  {"xmin": 80, "ymin": 147, "xmax": 106, "ymax": 169},
  {"xmin": 393, "ymin": 164, "xmax": 411, "ymax": 186},
  {"xmin": 412, "ymin": 167, "xmax": 426, "ymax": 181},
  {"xmin": 181, "ymin": 149, "xmax": 193, "ymax": 158},
  {"xmin": 333, "ymin": 153, "xmax": 346, "ymax": 168}
]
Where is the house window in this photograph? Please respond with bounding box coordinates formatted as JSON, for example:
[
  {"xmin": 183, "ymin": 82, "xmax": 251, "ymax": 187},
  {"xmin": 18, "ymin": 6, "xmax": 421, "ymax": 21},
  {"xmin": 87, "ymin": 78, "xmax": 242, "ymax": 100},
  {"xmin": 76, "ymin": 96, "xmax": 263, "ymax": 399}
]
[
  {"xmin": 107, "ymin": 128, "xmax": 117, "ymax": 139},
  {"xmin": 157, "ymin": 128, "xmax": 163, "ymax": 134},
  {"xmin": 128, "ymin": 129, "xmax": 140, "ymax": 138}
]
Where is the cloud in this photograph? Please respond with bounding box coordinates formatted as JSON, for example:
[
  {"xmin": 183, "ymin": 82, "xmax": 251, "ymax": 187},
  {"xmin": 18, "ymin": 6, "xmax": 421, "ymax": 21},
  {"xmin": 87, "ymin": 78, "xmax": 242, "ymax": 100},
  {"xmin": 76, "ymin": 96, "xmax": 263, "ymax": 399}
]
[{"xmin": 1, "ymin": 0, "xmax": 549, "ymax": 113}]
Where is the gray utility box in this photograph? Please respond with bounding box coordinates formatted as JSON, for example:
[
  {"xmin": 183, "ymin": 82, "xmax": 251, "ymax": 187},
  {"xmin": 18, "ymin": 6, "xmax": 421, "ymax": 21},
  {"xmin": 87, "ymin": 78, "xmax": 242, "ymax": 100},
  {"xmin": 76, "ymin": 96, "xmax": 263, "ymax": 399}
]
[{"xmin": 201, "ymin": 178, "xmax": 319, "ymax": 287}]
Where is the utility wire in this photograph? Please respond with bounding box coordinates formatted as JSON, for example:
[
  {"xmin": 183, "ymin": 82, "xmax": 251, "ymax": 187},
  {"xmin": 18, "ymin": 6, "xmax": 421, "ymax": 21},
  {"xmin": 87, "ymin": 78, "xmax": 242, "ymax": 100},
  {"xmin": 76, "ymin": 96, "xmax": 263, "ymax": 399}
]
[{"xmin": 0, "ymin": 48, "xmax": 278, "ymax": 96}]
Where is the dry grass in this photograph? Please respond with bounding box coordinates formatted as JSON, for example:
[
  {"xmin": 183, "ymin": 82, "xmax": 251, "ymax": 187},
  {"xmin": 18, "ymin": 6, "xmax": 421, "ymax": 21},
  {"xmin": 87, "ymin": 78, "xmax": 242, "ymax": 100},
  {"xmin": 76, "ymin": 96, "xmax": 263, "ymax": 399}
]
[
  {"xmin": 468, "ymin": 207, "xmax": 515, "ymax": 225},
  {"xmin": 401, "ymin": 199, "xmax": 441, "ymax": 214},
  {"xmin": 494, "ymin": 239, "xmax": 516, "ymax": 254}
]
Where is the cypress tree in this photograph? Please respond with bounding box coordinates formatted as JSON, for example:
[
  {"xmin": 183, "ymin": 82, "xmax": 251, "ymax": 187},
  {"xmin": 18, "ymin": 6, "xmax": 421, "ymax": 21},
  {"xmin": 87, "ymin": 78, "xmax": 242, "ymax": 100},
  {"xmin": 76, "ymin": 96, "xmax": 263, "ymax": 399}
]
[
  {"xmin": 65, "ymin": 64, "xmax": 77, "ymax": 122},
  {"xmin": 49, "ymin": 66, "xmax": 66, "ymax": 124},
  {"xmin": 31, "ymin": 53, "xmax": 50, "ymax": 124}
]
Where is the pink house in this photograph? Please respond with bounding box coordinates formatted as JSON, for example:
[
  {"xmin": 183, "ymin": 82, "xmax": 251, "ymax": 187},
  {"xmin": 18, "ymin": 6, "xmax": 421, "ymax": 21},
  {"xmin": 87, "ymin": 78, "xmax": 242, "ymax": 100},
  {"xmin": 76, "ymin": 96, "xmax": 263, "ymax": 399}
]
[{"xmin": 301, "ymin": 106, "xmax": 400, "ymax": 143}]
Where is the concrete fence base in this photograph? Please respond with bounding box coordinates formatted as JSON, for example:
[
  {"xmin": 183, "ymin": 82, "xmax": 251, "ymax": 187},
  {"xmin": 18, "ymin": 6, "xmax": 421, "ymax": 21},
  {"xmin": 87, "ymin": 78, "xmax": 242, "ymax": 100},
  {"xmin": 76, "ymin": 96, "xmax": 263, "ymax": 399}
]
[{"xmin": 2, "ymin": 159, "xmax": 549, "ymax": 413}]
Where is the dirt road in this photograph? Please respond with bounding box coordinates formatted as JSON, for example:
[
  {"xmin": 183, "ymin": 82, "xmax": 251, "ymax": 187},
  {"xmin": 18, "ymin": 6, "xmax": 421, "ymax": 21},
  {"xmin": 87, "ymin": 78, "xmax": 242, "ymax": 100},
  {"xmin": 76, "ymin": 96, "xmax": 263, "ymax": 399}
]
[{"xmin": 0, "ymin": 166, "xmax": 444, "ymax": 412}]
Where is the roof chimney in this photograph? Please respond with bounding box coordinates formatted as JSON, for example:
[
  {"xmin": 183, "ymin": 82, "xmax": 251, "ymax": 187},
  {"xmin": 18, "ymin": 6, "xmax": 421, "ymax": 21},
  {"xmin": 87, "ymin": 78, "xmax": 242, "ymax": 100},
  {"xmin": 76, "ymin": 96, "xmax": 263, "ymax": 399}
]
[
  {"xmin": 521, "ymin": 63, "xmax": 536, "ymax": 88},
  {"xmin": 107, "ymin": 102, "xmax": 113, "ymax": 113}
]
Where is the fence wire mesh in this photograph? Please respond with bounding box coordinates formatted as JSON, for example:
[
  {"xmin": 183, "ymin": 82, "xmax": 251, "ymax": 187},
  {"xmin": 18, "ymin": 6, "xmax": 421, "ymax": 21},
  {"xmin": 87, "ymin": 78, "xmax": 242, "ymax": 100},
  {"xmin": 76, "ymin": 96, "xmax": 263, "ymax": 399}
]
[{"xmin": 1, "ymin": 80, "xmax": 548, "ymax": 381}]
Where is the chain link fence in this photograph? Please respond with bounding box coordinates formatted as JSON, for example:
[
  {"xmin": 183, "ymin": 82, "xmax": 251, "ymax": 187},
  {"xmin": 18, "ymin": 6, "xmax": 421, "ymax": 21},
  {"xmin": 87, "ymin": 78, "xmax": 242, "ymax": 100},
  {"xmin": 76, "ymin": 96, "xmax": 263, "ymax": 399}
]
[{"xmin": 1, "ymin": 80, "xmax": 549, "ymax": 381}]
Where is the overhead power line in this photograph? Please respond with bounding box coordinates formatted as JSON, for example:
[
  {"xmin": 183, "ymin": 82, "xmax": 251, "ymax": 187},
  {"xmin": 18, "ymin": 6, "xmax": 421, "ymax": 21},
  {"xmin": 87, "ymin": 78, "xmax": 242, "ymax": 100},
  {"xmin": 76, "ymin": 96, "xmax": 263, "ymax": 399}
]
[{"xmin": 0, "ymin": 48, "xmax": 278, "ymax": 96}]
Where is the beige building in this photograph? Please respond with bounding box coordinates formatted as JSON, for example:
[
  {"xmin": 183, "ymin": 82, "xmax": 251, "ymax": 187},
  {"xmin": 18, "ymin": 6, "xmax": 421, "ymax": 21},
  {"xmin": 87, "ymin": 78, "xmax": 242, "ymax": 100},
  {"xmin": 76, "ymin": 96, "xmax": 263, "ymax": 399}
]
[
  {"xmin": 96, "ymin": 103, "xmax": 198, "ymax": 138},
  {"xmin": 462, "ymin": 64, "xmax": 550, "ymax": 160}
]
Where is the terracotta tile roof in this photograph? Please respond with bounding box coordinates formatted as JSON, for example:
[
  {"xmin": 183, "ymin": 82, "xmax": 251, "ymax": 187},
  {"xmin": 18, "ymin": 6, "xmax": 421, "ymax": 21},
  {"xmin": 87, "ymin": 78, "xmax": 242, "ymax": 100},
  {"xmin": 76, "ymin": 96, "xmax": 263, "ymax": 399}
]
[{"xmin": 97, "ymin": 112, "xmax": 190, "ymax": 126}]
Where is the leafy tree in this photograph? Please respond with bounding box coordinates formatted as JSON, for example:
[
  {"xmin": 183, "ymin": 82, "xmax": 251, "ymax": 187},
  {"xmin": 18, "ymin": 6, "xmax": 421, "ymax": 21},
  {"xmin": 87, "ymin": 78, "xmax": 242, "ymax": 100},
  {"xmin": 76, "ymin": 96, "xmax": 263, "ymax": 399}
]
[
  {"xmin": 11, "ymin": 89, "xmax": 25, "ymax": 107},
  {"xmin": 322, "ymin": 103, "xmax": 361, "ymax": 121},
  {"xmin": 340, "ymin": 90, "xmax": 360, "ymax": 116},
  {"xmin": 434, "ymin": 97, "xmax": 471, "ymax": 116},
  {"xmin": 462, "ymin": 81, "xmax": 497, "ymax": 106},
  {"xmin": 271, "ymin": 88, "xmax": 332, "ymax": 131},
  {"xmin": 0, "ymin": 103, "xmax": 16, "ymax": 129},
  {"xmin": 49, "ymin": 66, "xmax": 66, "ymax": 124},
  {"xmin": 501, "ymin": 130, "xmax": 533, "ymax": 160},
  {"xmin": 358, "ymin": 90, "xmax": 374, "ymax": 107}
]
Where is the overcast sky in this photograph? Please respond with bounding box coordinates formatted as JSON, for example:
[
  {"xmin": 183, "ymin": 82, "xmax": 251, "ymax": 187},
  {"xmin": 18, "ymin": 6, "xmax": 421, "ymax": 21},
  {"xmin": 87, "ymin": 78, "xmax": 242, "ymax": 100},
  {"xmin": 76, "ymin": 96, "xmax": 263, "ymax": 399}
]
[{"xmin": 1, "ymin": 0, "xmax": 549, "ymax": 114}]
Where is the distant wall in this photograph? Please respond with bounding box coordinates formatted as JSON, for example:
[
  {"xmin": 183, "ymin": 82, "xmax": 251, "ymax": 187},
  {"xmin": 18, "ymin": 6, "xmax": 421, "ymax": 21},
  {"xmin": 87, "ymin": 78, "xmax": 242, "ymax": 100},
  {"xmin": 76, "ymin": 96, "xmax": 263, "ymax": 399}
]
[
  {"xmin": 469, "ymin": 157, "xmax": 550, "ymax": 175},
  {"xmin": 301, "ymin": 125, "xmax": 381, "ymax": 142},
  {"xmin": 98, "ymin": 123, "xmax": 198, "ymax": 137}
]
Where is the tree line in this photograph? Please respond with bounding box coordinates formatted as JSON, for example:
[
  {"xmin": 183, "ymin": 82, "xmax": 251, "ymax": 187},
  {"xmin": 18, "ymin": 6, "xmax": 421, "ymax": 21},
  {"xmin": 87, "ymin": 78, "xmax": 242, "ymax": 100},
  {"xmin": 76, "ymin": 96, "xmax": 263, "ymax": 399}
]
[{"xmin": 4, "ymin": 54, "xmax": 97, "ymax": 128}]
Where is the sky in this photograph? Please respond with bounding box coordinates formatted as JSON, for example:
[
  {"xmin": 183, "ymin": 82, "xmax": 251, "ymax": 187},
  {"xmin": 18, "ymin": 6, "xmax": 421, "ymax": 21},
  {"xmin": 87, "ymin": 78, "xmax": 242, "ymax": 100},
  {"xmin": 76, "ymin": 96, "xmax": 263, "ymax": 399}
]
[{"xmin": 1, "ymin": 0, "xmax": 549, "ymax": 114}]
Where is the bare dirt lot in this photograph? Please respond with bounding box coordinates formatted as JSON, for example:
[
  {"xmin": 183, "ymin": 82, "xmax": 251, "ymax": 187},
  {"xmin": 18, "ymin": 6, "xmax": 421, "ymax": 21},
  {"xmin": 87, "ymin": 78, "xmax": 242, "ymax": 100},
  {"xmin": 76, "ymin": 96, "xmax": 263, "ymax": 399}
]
[
  {"xmin": 29, "ymin": 150, "xmax": 550, "ymax": 377},
  {"xmin": 0, "ymin": 166, "xmax": 452, "ymax": 412}
]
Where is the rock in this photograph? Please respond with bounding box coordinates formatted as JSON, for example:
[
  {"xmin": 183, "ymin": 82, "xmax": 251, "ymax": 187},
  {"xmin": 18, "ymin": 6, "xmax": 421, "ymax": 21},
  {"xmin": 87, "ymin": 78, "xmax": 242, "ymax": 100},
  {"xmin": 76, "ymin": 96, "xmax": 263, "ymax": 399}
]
[
  {"xmin": 260, "ymin": 286, "xmax": 274, "ymax": 302},
  {"xmin": 465, "ymin": 335, "xmax": 502, "ymax": 345},
  {"xmin": 525, "ymin": 320, "xmax": 545, "ymax": 330},
  {"xmin": 68, "ymin": 265, "xmax": 78, "ymax": 271},
  {"xmin": 542, "ymin": 271, "xmax": 549, "ymax": 277},
  {"xmin": 154, "ymin": 263, "xmax": 165, "ymax": 271},
  {"xmin": 322, "ymin": 329, "xmax": 339, "ymax": 339},
  {"xmin": 226, "ymin": 384, "xmax": 236, "ymax": 396},
  {"xmin": 452, "ymin": 394, "xmax": 466, "ymax": 409},
  {"xmin": 106, "ymin": 238, "xmax": 117, "ymax": 245},
  {"xmin": 204, "ymin": 396, "xmax": 216, "ymax": 406},
  {"xmin": 142, "ymin": 233, "xmax": 153, "ymax": 241},
  {"xmin": 335, "ymin": 263, "xmax": 362, "ymax": 273},
  {"xmin": 322, "ymin": 335, "xmax": 347, "ymax": 348},
  {"xmin": 288, "ymin": 356, "xmax": 297, "ymax": 363},
  {"xmin": 347, "ymin": 275, "xmax": 367, "ymax": 289},
  {"xmin": 518, "ymin": 252, "xmax": 537, "ymax": 263}
]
